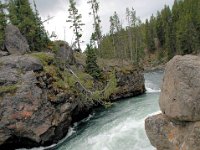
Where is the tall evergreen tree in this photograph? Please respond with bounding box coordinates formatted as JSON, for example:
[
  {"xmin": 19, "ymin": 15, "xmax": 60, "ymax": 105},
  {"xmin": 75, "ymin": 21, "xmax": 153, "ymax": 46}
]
[
  {"xmin": 145, "ymin": 19, "xmax": 155, "ymax": 52},
  {"xmin": 87, "ymin": 0, "xmax": 102, "ymax": 48},
  {"xmin": 67, "ymin": 0, "xmax": 84, "ymax": 52},
  {"xmin": 85, "ymin": 44, "xmax": 101, "ymax": 79},
  {"xmin": 176, "ymin": 13, "xmax": 198, "ymax": 54},
  {"xmin": 162, "ymin": 5, "xmax": 174, "ymax": 59},
  {"xmin": 112, "ymin": 11, "xmax": 122, "ymax": 33},
  {"xmin": 99, "ymin": 35, "xmax": 115, "ymax": 58},
  {"xmin": 33, "ymin": 0, "xmax": 49, "ymax": 51},
  {"xmin": 126, "ymin": 7, "xmax": 141, "ymax": 63},
  {"xmin": 8, "ymin": 0, "xmax": 48, "ymax": 51},
  {"xmin": 112, "ymin": 11, "xmax": 123, "ymax": 58},
  {"xmin": 0, "ymin": 1, "xmax": 7, "ymax": 49},
  {"xmin": 155, "ymin": 12, "xmax": 164, "ymax": 48},
  {"xmin": 126, "ymin": 8, "xmax": 134, "ymax": 61},
  {"xmin": 109, "ymin": 16, "xmax": 116, "ymax": 58}
]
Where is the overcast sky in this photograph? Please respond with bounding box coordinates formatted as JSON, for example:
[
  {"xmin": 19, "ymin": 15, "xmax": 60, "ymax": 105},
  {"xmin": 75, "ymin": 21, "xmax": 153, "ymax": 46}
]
[{"xmin": 33, "ymin": 0, "xmax": 174, "ymax": 49}]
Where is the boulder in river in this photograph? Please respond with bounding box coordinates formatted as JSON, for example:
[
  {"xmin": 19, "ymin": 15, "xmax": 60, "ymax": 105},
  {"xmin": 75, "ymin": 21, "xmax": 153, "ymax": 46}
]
[
  {"xmin": 145, "ymin": 55, "xmax": 200, "ymax": 150},
  {"xmin": 159, "ymin": 55, "xmax": 200, "ymax": 121}
]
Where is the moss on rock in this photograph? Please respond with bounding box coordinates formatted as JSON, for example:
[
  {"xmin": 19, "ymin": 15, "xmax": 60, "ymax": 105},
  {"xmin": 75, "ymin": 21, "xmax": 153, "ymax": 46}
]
[{"xmin": 0, "ymin": 84, "xmax": 18, "ymax": 95}]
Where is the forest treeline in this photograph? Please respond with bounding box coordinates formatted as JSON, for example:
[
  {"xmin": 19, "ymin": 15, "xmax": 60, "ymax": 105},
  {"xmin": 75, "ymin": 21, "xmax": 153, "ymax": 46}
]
[
  {"xmin": 99, "ymin": 0, "xmax": 200, "ymax": 64},
  {"xmin": 0, "ymin": 0, "xmax": 200, "ymax": 66}
]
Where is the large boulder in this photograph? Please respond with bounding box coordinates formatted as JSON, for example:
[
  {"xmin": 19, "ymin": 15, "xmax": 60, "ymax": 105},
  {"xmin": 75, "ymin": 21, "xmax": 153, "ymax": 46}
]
[
  {"xmin": 159, "ymin": 55, "xmax": 200, "ymax": 121},
  {"xmin": 145, "ymin": 114, "xmax": 200, "ymax": 150},
  {"xmin": 55, "ymin": 41, "xmax": 75, "ymax": 65},
  {"xmin": 145, "ymin": 55, "xmax": 200, "ymax": 150},
  {"xmin": 4, "ymin": 25, "xmax": 30, "ymax": 55}
]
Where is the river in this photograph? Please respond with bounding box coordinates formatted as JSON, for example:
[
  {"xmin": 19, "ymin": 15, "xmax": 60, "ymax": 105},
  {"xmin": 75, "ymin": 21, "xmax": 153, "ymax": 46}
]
[{"xmin": 20, "ymin": 70, "xmax": 163, "ymax": 150}]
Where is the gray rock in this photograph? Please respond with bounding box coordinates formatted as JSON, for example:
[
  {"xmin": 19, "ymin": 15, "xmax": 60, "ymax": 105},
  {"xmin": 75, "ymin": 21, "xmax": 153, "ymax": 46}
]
[
  {"xmin": 56, "ymin": 41, "xmax": 75, "ymax": 65},
  {"xmin": 0, "ymin": 67, "xmax": 19, "ymax": 86},
  {"xmin": 4, "ymin": 25, "xmax": 30, "ymax": 55},
  {"xmin": 0, "ymin": 54, "xmax": 81, "ymax": 149},
  {"xmin": 145, "ymin": 113, "xmax": 200, "ymax": 150},
  {"xmin": 159, "ymin": 55, "xmax": 200, "ymax": 121},
  {"xmin": 0, "ymin": 55, "xmax": 43, "ymax": 72},
  {"xmin": 0, "ymin": 55, "xmax": 43, "ymax": 87},
  {"xmin": 0, "ymin": 71, "xmax": 72, "ymax": 148},
  {"xmin": 110, "ymin": 69, "xmax": 145, "ymax": 100}
]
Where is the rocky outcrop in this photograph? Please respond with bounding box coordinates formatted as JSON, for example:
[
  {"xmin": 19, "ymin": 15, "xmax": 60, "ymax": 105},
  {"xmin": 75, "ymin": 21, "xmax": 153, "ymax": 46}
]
[
  {"xmin": 0, "ymin": 55, "xmax": 76, "ymax": 149},
  {"xmin": 4, "ymin": 25, "xmax": 30, "ymax": 55},
  {"xmin": 111, "ymin": 68, "xmax": 145, "ymax": 100},
  {"xmin": 145, "ymin": 55, "xmax": 200, "ymax": 150}
]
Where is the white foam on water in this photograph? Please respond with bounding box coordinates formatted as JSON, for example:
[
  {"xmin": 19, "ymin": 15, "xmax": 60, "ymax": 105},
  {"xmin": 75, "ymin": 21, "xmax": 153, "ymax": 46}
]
[
  {"xmin": 146, "ymin": 87, "xmax": 161, "ymax": 93},
  {"xmin": 17, "ymin": 144, "xmax": 56, "ymax": 150},
  {"xmin": 81, "ymin": 113, "xmax": 95, "ymax": 123},
  {"xmin": 145, "ymin": 80, "xmax": 161, "ymax": 93},
  {"xmin": 85, "ymin": 117, "xmax": 153, "ymax": 150},
  {"xmin": 145, "ymin": 111, "xmax": 162, "ymax": 119}
]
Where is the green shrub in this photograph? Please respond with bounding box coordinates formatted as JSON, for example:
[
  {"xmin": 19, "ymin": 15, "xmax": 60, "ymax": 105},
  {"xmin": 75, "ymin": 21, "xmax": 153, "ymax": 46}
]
[
  {"xmin": 85, "ymin": 45, "xmax": 102, "ymax": 79},
  {"xmin": 32, "ymin": 52, "xmax": 54, "ymax": 66},
  {"xmin": 103, "ymin": 71, "xmax": 118, "ymax": 99}
]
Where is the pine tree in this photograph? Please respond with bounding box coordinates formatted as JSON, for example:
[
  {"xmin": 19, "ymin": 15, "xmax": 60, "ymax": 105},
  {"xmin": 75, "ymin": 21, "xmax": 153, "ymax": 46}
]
[
  {"xmin": 0, "ymin": 1, "xmax": 7, "ymax": 49},
  {"xmin": 67, "ymin": 0, "xmax": 84, "ymax": 52},
  {"xmin": 145, "ymin": 19, "xmax": 155, "ymax": 52},
  {"xmin": 33, "ymin": 0, "xmax": 49, "ymax": 51},
  {"xmin": 8, "ymin": 0, "xmax": 46, "ymax": 51},
  {"xmin": 155, "ymin": 11, "xmax": 165, "ymax": 48},
  {"xmin": 99, "ymin": 35, "xmax": 115, "ymax": 58},
  {"xmin": 161, "ymin": 5, "xmax": 174, "ymax": 59},
  {"xmin": 8, "ymin": 0, "xmax": 19, "ymax": 26},
  {"xmin": 126, "ymin": 7, "xmax": 141, "ymax": 63},
  {"xmin": 112, "ymin": 11, "xmax": 122, "ymax": 32},
  {"xmin": 126, "ymin": 8, "xmax": 133, "ymax": 61},
  {"xmin": 176, "ymin": 14, "xmax": 198, "ymax": 54},
  {"xmin": 87, "ymin": 0, "xmax": 102, "ymax": 49},
  {"xmin": 109, "ymin": 16, "xmax": 116, "ymax": 58},
  {"xmin": 111, "ymin": 11, "xmax": 123, "ymax": 59},
  {"xmin": 85, "ymin": 44, "xmax": 101, "ymax": 79}
]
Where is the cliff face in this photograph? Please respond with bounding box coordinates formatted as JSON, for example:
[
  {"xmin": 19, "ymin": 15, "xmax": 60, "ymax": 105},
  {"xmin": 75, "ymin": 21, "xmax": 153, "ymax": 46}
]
[
  {"xmin": 0, "ymin": 26, "xmax": 145, "ymax": 149},
  {"xmin": 145, "ymin": 55, "xmax": 200, "ymax": 150}
]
